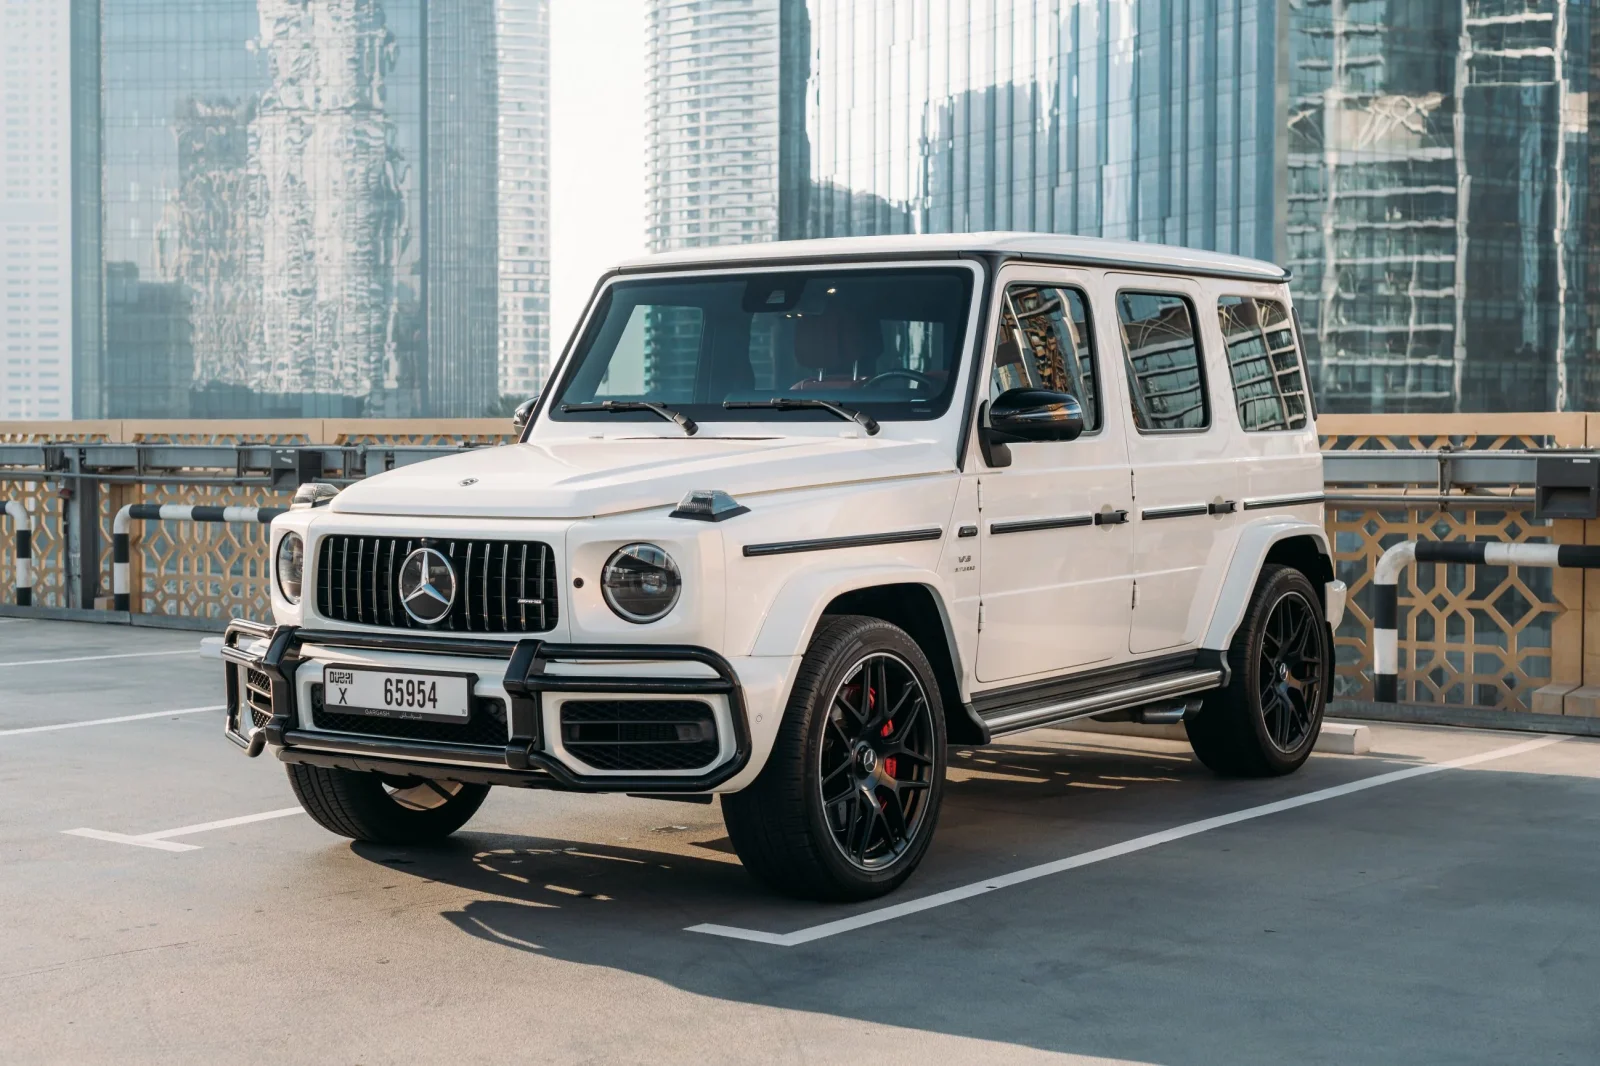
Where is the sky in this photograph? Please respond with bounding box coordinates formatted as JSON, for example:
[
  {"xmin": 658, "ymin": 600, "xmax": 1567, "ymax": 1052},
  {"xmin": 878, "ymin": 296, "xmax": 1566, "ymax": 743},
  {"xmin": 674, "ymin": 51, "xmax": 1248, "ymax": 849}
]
[{"xmin": 549, "ymin": 0, "xmax": 648, "ymax": 366}]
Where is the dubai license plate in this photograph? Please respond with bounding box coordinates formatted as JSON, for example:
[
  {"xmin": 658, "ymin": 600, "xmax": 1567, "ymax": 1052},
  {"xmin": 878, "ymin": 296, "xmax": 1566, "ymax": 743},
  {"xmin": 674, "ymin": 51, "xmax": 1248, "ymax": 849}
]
[{"xmin": 322, "ymin": 665, "xmax": 472, "ymax": 723}]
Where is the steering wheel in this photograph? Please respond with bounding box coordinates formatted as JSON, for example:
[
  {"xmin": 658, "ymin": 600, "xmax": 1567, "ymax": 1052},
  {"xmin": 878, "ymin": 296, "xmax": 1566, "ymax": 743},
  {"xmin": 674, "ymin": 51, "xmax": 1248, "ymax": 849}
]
[{"xmin": 865, "ymin": 368, "xmax": 936, "ymax": 390}]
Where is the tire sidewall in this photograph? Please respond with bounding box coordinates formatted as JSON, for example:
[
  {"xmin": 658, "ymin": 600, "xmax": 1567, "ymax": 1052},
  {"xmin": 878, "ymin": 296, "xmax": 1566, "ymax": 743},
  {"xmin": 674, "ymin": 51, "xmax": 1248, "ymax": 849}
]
[
  {"xmin": 795, "ymin": 621, "xmax": 947, "ymax": 894},
  {"xmin": 1241, "ymin": 568, "xmax": 1328, "ymax": 771}
]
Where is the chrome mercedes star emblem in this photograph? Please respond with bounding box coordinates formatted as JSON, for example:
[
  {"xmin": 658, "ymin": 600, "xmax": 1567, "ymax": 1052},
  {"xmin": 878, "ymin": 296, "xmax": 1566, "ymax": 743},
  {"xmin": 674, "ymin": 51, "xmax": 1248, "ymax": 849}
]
[{"xmin": 398, "ymin": 547, "xmax": 457, "ymax": 624}]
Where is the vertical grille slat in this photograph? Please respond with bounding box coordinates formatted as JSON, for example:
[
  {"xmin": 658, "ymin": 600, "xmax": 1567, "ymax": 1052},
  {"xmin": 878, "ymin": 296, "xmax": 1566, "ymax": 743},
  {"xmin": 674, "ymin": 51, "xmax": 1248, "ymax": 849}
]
[{"xmin": 317, "ymin": 534, "xmax": 557, "ymax": 634}]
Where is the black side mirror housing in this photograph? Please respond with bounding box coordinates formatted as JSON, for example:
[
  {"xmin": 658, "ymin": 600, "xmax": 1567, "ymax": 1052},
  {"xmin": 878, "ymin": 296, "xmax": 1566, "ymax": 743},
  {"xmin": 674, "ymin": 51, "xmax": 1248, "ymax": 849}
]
[
  {"xmin": 511, "ymin": 395, "xmax": 539, "ymax": 433},
  {"xmin": 980, "ymin": 388, "xmax": 1084, "ymax": 467}
]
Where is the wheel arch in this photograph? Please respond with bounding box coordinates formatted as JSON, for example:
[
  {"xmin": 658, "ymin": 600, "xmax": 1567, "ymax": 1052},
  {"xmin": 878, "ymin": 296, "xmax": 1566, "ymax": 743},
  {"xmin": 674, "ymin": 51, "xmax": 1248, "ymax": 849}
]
[
  {"xmin": 1201, "ymin": 520, "xmax": 1335, "ymax": 652},
  {"xmin": 748, "ymin": 567, "xmax": 984, "ymax": 745}
]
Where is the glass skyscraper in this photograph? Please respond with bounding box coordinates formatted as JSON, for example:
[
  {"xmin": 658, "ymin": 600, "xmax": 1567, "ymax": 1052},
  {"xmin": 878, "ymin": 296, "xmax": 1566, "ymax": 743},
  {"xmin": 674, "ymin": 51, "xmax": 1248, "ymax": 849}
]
[
  {"xmin": 495, "ymin": 0, "xmax": 551, "ymax": 399},
  {"xmin": 763, "ymin": 0, "xmax": 1600, "ymax": 414},
  {"xmin": 646, "ymin": 0, "xmax": 782, "ymax": 252},
  {"xmin": 70, "ymin": 0, "xmax": 514, "ymax": 419}
]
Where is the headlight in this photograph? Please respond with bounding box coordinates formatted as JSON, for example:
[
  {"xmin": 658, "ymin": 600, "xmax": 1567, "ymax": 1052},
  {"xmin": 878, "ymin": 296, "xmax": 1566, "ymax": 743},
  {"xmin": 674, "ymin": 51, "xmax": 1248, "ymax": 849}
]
[
  {"xmin": 601, "ymin": 543, "xmax": 681, "ymax": 623},
  {"xmin": 275, "ymin": 532, "xmax": 305, "ymax": 605}
]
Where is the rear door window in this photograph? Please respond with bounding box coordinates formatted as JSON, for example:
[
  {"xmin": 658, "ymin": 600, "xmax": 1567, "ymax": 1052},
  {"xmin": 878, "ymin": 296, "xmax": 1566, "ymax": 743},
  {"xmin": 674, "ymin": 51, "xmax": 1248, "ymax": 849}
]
[
  {"xmin": 1217, "ymin": 296, "xmax": 1310, "ymax": 431},
  {"xmin": 1117, "ymin": 292, "xmax": 1208, "ymax": 432}
]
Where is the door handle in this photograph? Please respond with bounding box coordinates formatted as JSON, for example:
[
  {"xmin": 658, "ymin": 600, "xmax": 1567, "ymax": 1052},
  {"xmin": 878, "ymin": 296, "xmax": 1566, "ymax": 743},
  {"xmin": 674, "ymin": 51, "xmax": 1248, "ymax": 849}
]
[
  {"xmin": 1208, "ymin": 500, "xmax": 1238, "ymax": 515},
  {"xmin": 1094, "ymin": 509, "xmax": 1129, "ymax": 526}
]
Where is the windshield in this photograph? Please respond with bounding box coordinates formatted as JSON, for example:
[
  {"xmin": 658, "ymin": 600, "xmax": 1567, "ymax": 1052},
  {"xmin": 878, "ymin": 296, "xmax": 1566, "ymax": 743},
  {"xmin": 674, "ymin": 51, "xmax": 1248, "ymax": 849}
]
[{"xmin": 548, "ymin": 266, "xmax": 976, "ymax": 427}]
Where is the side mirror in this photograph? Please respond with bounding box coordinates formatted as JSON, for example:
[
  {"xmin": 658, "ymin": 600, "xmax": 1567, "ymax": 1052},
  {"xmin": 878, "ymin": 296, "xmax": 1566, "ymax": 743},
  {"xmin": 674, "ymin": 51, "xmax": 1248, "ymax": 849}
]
[
  {"xmin": 511, "ymin": 395, "xmax": 539, "ymax": 433},
  {"xmin": 980, "ymin": 388, "xmax": 1084, "ymax": 467}
]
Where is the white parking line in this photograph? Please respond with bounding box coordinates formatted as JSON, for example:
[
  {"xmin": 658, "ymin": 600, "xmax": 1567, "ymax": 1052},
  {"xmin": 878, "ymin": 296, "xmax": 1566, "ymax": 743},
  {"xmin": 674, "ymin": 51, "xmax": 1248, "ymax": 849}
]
[
  {"xmin": 688, "ymin": 733, "xmax": 1570, "ymax": 947},
  {"xmin": 0, "ymin": 648, "xmax": 197, "ymax": 668},
  {"xmin": 64, "ymin": 808, "xmax": 304, "ymax": 852},
  {"xmin": 0, "ymin": 704, "xmax": 223, "ymax": 737}
]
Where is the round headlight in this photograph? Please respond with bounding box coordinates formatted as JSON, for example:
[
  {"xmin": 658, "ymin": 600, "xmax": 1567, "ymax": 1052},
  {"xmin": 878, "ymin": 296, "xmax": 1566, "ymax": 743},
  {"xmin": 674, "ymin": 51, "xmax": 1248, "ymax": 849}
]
[
  {"xmin": 601, "ymin": 543, "xmax": 681, "ymax": 623},
  {"xmin": 275, "ymin": 532, "xmax": 304, "ymax": 605}
]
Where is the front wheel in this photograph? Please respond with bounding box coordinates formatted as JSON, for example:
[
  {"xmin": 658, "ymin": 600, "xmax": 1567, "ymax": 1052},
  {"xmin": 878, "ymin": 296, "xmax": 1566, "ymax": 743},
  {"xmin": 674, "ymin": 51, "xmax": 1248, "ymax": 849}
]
[
  {"xmin": 723, "ymin": 615, "xmax": 947, "ymax": 901},
  {"xmin": 286, "ymin": 764, "xmax": 490, "ymax": 844},
  {"xmin": 1186, "ymin": 564, "xmax": 1329, "ymax": 777}
]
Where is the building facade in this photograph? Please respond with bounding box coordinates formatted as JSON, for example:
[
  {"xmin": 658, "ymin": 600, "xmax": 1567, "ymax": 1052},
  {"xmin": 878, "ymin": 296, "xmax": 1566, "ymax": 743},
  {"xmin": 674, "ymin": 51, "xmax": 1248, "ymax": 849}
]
[
  {"xmin": 495, "ymin": 0, "xmax": 551, "ymax": 399},
  {"xmin": 645, "ymin": 0, "xmax": 782, "ymax": 252},
  {"xmin": 761, "ymin": 0, "xmax": 1600, "ymax": 414},
  {"xmin": 70, "ymin": 0, "xmax": 510, "ymax": 420},
  {"xmin": 3, "ymin": 0, "xmax": 73, "ymax": 420}
]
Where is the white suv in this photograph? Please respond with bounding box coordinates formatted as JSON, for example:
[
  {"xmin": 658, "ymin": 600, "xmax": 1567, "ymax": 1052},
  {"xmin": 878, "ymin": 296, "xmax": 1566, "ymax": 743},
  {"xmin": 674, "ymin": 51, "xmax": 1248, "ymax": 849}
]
[{"xmin": 223, "ymin": 233, "xmax": 1346, "ymax": 901}]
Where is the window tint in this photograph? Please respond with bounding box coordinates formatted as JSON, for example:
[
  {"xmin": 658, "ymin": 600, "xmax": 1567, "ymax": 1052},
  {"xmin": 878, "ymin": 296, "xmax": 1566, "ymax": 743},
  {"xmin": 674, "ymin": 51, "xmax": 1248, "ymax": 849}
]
[
  {"xmin": 1218, "ymin": 296, "xmax": 1309, "ymax": 431},
  {"xmin": 1117, "ymin": 292, "xmax": 1208, "ymax": 431},
  {"xmin": 552, "ymin": 267, "xmax": 973, "ymax": 424},
  {"xmin": 991, "ymin": 284, "xmax": 1099, "ymax": 432}
]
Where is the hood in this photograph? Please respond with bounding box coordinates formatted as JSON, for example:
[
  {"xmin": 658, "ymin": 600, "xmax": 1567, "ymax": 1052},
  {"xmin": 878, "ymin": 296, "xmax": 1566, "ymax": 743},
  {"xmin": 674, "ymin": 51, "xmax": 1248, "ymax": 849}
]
[{"xmin": 330, "ymin": 435, "xmax": 955, "ymax": 519}]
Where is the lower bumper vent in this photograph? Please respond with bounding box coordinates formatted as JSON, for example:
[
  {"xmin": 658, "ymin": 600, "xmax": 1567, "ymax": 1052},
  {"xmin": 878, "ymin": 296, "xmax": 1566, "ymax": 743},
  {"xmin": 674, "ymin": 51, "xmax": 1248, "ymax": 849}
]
[
  {"xmin": 309, "ymin": 685, "xmax": 509, "ymax": 748},
  {"xmin": 244, "ymin": 667, "xmax": 274, "ymax": 729},
  {"xmin": 560, "ymin": 700, "xmax": 718, "ymax": 772}
]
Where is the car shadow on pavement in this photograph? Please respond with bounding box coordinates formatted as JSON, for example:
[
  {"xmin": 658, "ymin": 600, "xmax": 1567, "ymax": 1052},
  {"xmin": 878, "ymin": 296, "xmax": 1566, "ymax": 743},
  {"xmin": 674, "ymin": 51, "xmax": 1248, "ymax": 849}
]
[{"xmin": 344, "ymin": 737, "xmax": 1459, "ymax": 1064}]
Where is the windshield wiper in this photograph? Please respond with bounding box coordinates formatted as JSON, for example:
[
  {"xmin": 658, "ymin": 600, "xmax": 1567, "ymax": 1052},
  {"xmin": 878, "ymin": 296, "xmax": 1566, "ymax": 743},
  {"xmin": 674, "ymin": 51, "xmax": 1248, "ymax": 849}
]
[
  {"xmin": 723, "ymin": 397, "xmax": 880, "ymax": 436},
  {"xmin": 559, "ymin": 400, "xmax": 698, "ymax": 436}
]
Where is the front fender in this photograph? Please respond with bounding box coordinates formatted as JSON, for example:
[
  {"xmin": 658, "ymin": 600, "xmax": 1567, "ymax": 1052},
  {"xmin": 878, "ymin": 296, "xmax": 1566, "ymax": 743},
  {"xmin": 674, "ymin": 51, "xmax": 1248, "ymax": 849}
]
[
  {"xmin": 747, "ymin": 563, "xmax": 957, "ymax": 660},
  {"xmin": 1200, "ymin": 519, "xmax": 1334, "ymax": 651}
]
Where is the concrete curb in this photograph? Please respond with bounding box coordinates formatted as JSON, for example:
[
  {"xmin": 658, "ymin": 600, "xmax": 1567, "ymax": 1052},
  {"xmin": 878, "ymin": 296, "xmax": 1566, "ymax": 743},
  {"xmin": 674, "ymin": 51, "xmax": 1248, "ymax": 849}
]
[
  {"xmin": 1331, "ymin": 698, "xmax": 1600, "ymax": 738},
  {"xmin": 0, "ymin": 603, "xmax": 226, "ymax": 633}
]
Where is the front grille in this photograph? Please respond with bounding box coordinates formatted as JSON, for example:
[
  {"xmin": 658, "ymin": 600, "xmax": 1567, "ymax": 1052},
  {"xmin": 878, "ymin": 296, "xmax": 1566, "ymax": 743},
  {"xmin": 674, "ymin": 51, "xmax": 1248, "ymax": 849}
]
[
  {"xmin": 316, "ymin": 535, "xmax": 558, "ymax": 633},
  {"xmin": 310, "ymin": 685, "xmax": 509, "ymax": 748},
  {"xmin": 244, "ymin": 667, "xmax": 273, "ymax": 729},
  {"xmin": 560, "ymin": 700, "xmax": 719, "ymax": 772}
]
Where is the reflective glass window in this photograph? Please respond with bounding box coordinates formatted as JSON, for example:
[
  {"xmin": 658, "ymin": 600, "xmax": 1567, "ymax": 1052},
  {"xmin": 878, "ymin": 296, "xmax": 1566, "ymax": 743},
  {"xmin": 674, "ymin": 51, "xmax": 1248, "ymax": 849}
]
[
  {"xmin": 1117, "ymin": 292, "xmax": 1208, "ymax": 432},
  {"xmin": 1218, "ymin": 296, "xmax": 1309, "ymax": 431},
  {"xmin": 992, "ymin": 284, "xmax": 1099, "ymax": 433}
]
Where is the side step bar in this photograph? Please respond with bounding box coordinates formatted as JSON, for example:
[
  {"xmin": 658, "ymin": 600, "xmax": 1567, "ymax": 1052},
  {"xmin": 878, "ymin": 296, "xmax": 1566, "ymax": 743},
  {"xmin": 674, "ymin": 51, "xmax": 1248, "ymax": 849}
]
[{"xmin": 980, "ymin": 669, "xmax": 1223, "ymax": 738}]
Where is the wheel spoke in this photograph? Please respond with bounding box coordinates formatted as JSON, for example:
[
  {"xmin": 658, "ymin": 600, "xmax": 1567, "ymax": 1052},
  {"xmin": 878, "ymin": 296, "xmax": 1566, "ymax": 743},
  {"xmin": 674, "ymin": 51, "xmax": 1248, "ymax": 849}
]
[{"xmin": 878, "ymin": 788, "xmax": 908, "ymax": 850}]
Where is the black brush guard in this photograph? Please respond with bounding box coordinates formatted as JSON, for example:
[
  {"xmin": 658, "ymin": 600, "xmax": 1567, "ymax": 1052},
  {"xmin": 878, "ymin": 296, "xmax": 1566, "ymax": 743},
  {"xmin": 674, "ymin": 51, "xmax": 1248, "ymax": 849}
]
[{"xmin": 220, "ymin": 620, "xmax": 752, "ymax": 792}]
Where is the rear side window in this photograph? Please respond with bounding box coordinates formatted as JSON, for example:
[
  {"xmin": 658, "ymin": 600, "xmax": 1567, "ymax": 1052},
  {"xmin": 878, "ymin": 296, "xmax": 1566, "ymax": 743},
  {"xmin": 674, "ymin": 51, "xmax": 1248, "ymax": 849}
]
[
  {"xmin": 1218, "ymin": 296, "xmax": 1310, "ymax": 431},
  {"xmin": 1117, "ymin": 292, "xmax": 1208, "ymax": 432},
  {"xmin": 992, "ymin": 283, "xmax": 1100, "ymax": 433}
]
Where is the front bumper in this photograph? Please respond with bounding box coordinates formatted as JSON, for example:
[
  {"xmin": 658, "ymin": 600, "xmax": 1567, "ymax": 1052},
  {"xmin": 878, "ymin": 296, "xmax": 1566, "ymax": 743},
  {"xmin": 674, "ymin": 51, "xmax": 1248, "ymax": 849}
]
[{"xmin": 220, "ymin": 619, "xmax": 753, "ymax": 792}]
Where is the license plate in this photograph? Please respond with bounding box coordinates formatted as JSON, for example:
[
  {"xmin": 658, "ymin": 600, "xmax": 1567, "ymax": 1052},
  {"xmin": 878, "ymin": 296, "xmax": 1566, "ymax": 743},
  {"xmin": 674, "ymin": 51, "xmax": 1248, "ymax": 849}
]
[{"xmin": 322, "ymin": 666, "xmax": 472, "ymax": 723}]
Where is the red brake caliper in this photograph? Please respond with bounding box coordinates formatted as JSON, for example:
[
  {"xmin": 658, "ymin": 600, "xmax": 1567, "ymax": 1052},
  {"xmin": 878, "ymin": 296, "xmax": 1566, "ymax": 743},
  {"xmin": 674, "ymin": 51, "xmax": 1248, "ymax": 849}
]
[{"xmin": 880, "ymin": 717, "xmax": 897, "ymax": 779}]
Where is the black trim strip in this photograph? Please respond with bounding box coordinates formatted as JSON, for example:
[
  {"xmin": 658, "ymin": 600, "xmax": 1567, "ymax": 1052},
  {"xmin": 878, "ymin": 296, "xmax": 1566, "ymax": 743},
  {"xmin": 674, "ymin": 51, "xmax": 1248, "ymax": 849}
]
[
  {"xmin": 742, "ymin": 527, "xmax": 944, "ymax": 558},
  {"xmin": 970, "ymin": 650, "xmax": 1201, "ymax": 719},
  {"xmin": 989, "ymin": 515, "xmax": 1093, "ymax": 535},
  {"xmin": 1141, "ymin": 504, "xmax": 1209, "ymax": 521},
  {"xmin": 1242, "ymin": 492, "xmax": 1325, "ymax": 511}
]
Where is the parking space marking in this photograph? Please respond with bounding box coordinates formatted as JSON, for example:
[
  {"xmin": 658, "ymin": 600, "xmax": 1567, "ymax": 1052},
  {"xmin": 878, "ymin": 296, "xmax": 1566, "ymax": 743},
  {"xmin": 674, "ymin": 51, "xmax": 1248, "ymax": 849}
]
[
  {"xmin": 688, "ymin": 733, "xmax": 1569, "ymax": 947},
  {"xmin": 64, "ymin": 808, "xmax": 304, "ymax": 852},
  {"xmin": 0, "ymin": 648, "xmax": 197, "ymax": 668},
  {"xmin": 0, "ymin": 705, "xmax": 223, "ymax": 737}
]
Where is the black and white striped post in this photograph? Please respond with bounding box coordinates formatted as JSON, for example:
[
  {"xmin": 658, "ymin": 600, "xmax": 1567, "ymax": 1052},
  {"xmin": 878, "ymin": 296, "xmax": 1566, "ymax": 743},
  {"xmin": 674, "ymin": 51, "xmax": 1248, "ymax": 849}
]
[
  {"xmin": 1371, "ymin": 540, "xmax": 1600, "ymax": 701},
  {"xmin": 112, "ymin": 504, "xmax": 287, "ymax": 612},
  {"xmin": 2, "ymin": 500, "xmax": 33, "ymax": 606}
]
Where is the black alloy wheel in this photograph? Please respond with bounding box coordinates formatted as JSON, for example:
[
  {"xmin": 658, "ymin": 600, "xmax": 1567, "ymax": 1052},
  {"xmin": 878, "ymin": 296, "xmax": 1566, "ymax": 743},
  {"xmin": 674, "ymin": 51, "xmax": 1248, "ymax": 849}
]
[
  {"xmin": 818, "ymin": 651, "xmax": 937, "ymax": 871},
  {"xmin": 722, "ymin": 614, "xmax": 948, "ymax": 901},
  {"xmin": 1258, "ymin": 587, "xmax": 1323, "ymax": 753},
  {"xmin": 1187, "ymin": 564, "xmax": 1328, "ymax": 777}
]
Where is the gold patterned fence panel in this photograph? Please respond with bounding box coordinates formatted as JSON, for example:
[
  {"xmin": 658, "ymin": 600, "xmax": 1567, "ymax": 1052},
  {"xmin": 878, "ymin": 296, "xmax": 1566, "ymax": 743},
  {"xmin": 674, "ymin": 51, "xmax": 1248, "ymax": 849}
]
[{"xmin": 1322, "ymin": 415, "xmax": 1587, "ymax": 712}]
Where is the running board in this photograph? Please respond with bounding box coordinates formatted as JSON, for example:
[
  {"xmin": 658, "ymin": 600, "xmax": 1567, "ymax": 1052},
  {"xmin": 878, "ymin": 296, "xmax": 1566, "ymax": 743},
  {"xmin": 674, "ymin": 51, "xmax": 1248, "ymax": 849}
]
[{"xmin": 980, "ymin": 670, "xmax": 1224, "ymax": 738}]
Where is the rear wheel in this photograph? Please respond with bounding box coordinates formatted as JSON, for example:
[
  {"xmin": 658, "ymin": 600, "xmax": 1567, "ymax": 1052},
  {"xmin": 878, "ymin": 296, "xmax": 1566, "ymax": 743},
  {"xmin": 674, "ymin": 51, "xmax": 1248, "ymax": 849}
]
[
  {"xmin": 285, "ymin": 764, "xmax": 489, "ymax": 844},
  {"xmin": 723, "ymin": 615, "xmax": 946, "ymax": 901},
  {"xmin": 1187, "ymin": 564, "xmax": 1328, "ymax": 777}
]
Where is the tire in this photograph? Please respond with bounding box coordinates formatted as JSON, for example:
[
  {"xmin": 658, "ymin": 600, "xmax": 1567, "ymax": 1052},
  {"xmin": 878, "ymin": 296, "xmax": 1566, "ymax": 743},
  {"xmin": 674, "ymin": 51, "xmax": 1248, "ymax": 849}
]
[
  {"xmin": 722, "ymin": 614, "xmax": 947, "ymax": 901},
  {"xmin": 1186, "ymin": 564, "xmax": 1330, "ymax": 777},
  {"xmin": 285, "ymin": 764, "xmax": 490, "ymax": 845}
]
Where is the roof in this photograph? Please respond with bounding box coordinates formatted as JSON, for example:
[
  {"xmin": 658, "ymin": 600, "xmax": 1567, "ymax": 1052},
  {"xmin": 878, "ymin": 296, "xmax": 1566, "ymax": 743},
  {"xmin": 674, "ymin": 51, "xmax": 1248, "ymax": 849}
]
[{"xmin": 614, "ymin": 231, "xmax": 1290, "ymax": 283}]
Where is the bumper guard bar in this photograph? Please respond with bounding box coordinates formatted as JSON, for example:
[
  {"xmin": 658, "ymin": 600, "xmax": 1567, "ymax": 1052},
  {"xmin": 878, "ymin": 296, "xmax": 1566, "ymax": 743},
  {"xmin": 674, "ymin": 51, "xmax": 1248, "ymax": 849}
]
[{"xmin": 221, "ymin": 621, "xmax": 753, "ymax": 792}]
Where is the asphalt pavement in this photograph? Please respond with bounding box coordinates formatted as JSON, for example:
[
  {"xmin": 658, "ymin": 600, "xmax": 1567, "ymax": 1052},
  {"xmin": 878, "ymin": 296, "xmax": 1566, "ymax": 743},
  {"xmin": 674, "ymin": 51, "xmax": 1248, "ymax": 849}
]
[{"xmin": 1, "ymin": 617, "xmax": 1596, "ymax": 1065}]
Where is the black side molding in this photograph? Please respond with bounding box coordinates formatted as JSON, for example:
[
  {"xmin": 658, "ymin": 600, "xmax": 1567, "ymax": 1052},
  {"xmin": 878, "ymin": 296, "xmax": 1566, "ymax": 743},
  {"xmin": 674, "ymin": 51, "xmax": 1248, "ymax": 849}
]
[
  {"xmin": 989, "ymin": 515, "xmax": 1093, "ymax": 535},
  {"xmin": 742, "ymin": 527, "xmax": 944, "ymax": 558},
  {"xmin": 1141, "ymin": 503, "xmax": 1210, "ymax": 521}
]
